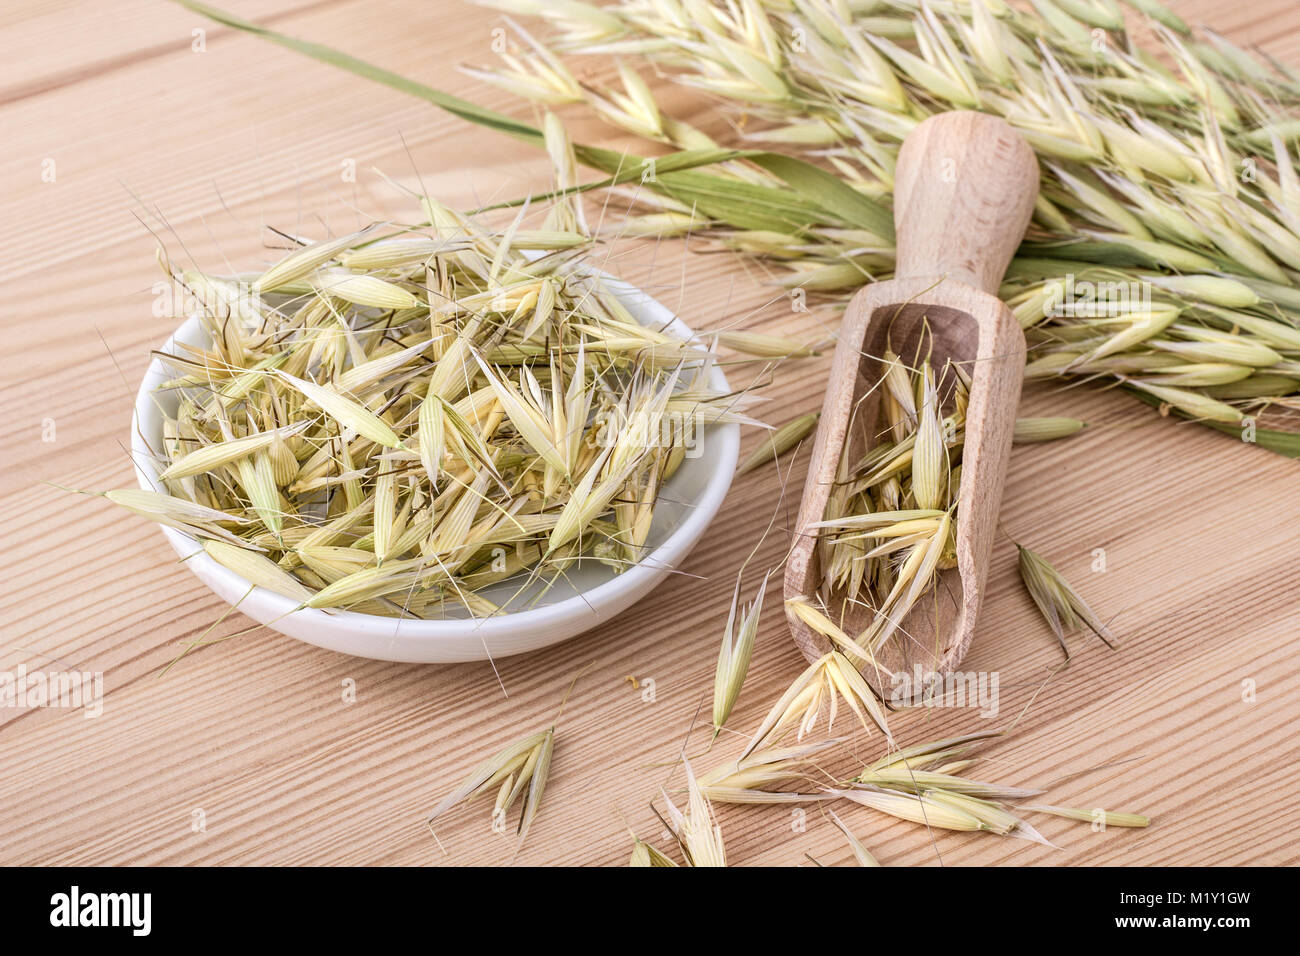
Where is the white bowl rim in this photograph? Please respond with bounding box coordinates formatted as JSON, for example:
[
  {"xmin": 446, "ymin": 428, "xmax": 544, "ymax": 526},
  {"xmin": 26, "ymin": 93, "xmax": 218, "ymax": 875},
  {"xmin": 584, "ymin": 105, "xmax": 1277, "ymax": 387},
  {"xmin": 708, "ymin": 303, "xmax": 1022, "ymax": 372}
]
[{"xmin": 130, "ymin": 269, "xmax": 739, "ymax": 650}]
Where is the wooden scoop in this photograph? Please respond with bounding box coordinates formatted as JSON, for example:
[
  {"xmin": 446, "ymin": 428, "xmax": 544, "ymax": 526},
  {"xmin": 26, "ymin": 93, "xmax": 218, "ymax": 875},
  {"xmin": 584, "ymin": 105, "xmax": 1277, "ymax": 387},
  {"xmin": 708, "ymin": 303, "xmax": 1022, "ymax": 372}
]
[{"xmin": 784, "ymin": 111, "xmax": 1039, "ymax": 687}]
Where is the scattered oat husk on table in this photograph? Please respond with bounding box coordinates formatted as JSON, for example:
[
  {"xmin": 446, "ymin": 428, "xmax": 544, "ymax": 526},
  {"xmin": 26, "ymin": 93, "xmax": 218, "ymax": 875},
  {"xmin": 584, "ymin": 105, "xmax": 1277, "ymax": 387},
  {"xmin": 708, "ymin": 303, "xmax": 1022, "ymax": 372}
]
[
  {"xmin": 824, "ymin": 731, "xmax": 1148, "ymax": 844},
  {"xmin": 1013, "ymin": 416, "xmax": 1088, "ymax": 443},
  {"xmin": 426, "ymin": 664, "xmax": 590, "ymax": 854},
  {"xmin": 660, "ymin": 756, "xmax": 727, "ymax": 867},
  {"xmin": 712, "ymin": 569, "xmax": 770, "ymax": 737},
  {"xmin": 426, "ymin": 727, "xmax": 553, "ymax": 851},
  {"xmin": 1016, "ymin": 542, "xmax": 1119, "ymax": 662},
  {"xmin": 735, "ymin": 411, "xmax": 819, "ymax": 476},
  {"xmin": 699, "ymin": 739, "xmax": 838, "ymax": 805},
  {"xmin": 826, "ymin": 808, "xmax": 881, "ymax": 866},
  {"xmin": 628, "ymin": 837, "xmax": 679, "ymax": 867},
  {"xmin": 742, "ymin": 650, "xmax": 890, "ymax": 759},
  {"xmin": 1022, "ymin": 804, "xmax": 1151, "ymax": 827}
]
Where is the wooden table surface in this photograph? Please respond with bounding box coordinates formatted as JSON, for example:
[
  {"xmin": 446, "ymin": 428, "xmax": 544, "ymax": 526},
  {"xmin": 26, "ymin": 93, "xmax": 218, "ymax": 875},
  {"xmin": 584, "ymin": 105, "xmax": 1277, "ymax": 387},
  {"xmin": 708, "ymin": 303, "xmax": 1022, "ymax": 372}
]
[{"xmin": 3, "ymin": 0, "xmax": 1299, "ymax": 867}]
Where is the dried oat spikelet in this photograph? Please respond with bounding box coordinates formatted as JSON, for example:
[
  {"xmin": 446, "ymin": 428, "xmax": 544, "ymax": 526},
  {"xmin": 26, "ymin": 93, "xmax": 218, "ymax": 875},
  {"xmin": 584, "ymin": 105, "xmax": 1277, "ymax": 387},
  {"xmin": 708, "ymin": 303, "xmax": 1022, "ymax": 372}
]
[
  {"xmin": 581, "ymin": 63, "xmax": 665, "ymax": 140},
  {"xmin": 857, "ymin": 767, "xmax": 1043, "ymax": 802},
  {"xmin": 1145, "ymin": 274, "xmax": 1260, "ymax": 308},
  {"xmin": 1016, "ymin": 543, "xmax": 1119, "ymax": 662},
  {"xmin": 712, "ymin": 570, "xmax": 770, "ymax": 737},
  {"xmin": 880, "ymin": 349, "xmax": 917, "ymax": 442},
  {"xmin": 253, "ymin": 227, "xmax": 376, "ymax": 293},
  {"xmin": 865, "ymin": 731, "xmax": 1003, "ymax": 774},
  {"xmin": 699, "ymin": 739, "xmax": 837, "ymax": 805},
  {"xmin": 460, "ymin": 24, "xmax": 583, "ymax": 105},
  {"xmin": 1124, "ymin": 378, "xmax": 1245, "ymax": 424},
  {"xmin": 158, "ymin": 422, "xmax": 308, "ymax": 481},
  {"xmin": 830, "ymin": 786, "xmax": 985, "ymax": 831},
  {"xmin": 103, "ymin": 489, "xmax": 252, "ymax": 547},
  {"xmin": 910, "ymin": 361, "xmax": 945, "ymax": 511},
  {"xmin": 829, "ymin": 730, "xmax": 1145, "ymax": 843},
  {"xmin": 661, "ymin": 757, "xmax": 726, "ymax": 867},
  {"xmin": 857, "ymin": 509, "xmax": 955, "ymax": 652},
  {"xmin": 714, "ymin": 330, "xmax": 821, "ymax": 359},
  {"xmin": 1023, "ymin": 803, "xmax": 1151, "ymax": 827},
  {"xmin": 425, "ymin": 665, "xmax": 592, "ymax": 853},
  {"xmin": 202, "ymin": 539, "xmax": 313, "ymax": 602},
  {"xmin": 826, "ymin": 808, "xmax": 880, "ymax": 866},
  {"xmin": 1012, "ymin": 416, "xmax": 1088, "ymax": 443},
  {"xmin": 372, "ymin": 468, "xmax": 397, "ymax": 564},
  {"xmin": 426, "ymin": 727, "xmax": 554, "ymax": 851},
  {"xmin": 541, "ymin": 111, "xmax": 589, "ymax": 235},
  {"xmin": 831, "ymin": 784, "xmax": 1052, "ymax": 844},
  {"xmin": 743, "ymin": 650, "xmax": 890, "ymax": 759},
  {"xmin": 232, "ymin": 451, "xmax": 283, "ymax": 537},
  {"xmin": 736, "ymin": 411, "xmax": 819, "ymax": 476},
  {"xmin": 311, "ymin": 268, "xmax": 423, "ymax": 310},
  {"xmin": 628, "ymin": 838, "xmax": 678, "ymax": 867},
  {"xmin": 785, "ymin": 597, "xmax": 874, "ymax": 664}
]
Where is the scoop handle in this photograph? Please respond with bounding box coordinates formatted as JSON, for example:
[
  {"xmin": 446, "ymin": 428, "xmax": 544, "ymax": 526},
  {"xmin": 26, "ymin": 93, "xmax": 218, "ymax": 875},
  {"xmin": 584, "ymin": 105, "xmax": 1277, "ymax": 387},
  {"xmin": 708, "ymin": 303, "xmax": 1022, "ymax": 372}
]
[{"xmin": 892, "ymin": 111, "xmax": 1039, "ymax": 296}]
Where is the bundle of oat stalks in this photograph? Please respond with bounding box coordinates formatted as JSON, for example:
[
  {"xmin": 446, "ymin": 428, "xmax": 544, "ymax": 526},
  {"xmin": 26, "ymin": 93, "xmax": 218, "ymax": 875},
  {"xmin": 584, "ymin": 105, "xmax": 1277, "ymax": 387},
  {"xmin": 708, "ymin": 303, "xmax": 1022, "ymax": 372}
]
[
  {"xmin": 180, "ymin": 0, "xmax": 1300, "ymax": 448},
  {"xmin": 463, "ymin": 0, "xmax": 1300, "ymax": 451}
]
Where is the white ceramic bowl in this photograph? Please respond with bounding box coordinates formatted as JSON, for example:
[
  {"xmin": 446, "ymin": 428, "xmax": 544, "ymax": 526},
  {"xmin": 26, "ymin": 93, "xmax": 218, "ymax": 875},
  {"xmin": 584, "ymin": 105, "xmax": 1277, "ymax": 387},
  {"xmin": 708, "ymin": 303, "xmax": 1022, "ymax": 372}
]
[{"xmin": 132, "ymin": 274, "xmax": 738, "ymax": 662}]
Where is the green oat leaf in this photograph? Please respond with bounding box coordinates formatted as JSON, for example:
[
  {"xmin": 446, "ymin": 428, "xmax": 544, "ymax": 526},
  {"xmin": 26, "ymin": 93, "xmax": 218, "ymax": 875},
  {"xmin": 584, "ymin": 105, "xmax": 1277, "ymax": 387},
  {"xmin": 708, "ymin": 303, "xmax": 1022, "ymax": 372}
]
[{"xmin": 747, "ymin": 151, "xmax": 894, "ymax": 240}]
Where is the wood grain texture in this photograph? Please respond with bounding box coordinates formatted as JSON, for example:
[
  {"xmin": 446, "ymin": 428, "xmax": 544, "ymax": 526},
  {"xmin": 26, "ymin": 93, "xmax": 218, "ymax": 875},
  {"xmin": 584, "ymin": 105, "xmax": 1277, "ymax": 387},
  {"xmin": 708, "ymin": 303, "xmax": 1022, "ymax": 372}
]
[
  {"xmin": 892, "ymin": 111, "xmax": 1040, "ymax": 295},
  {"xmin": 1, "ymin": 0, "xmax": 1298, "ymax": 867}
]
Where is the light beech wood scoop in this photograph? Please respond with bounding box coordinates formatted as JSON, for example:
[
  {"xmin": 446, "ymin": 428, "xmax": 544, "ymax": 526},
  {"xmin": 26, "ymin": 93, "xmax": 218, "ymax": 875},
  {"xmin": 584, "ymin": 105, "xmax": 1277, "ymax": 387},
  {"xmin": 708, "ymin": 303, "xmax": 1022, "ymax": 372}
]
[{"xmin": 784, "ymin": 111, "xmax": 1039, "ymax": 688}]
